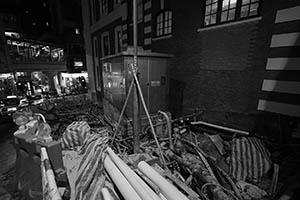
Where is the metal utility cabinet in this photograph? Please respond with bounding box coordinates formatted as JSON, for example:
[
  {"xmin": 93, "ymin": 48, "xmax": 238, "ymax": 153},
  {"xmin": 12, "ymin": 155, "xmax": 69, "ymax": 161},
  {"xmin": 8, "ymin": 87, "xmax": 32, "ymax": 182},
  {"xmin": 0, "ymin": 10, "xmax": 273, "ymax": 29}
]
[{"xmin": 99, "ymin": 48, "xmax": 172, "ymax": 122}]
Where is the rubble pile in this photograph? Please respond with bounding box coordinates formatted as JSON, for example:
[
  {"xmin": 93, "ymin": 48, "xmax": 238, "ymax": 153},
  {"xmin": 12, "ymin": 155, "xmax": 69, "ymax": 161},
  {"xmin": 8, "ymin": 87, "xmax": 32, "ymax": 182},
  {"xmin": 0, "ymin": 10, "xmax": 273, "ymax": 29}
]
[
  {"xmin": 13, "ymin": 98, "xmax": 106, "ymax": 141},
  {"xmin": 159, "ymin": 124, "xmax": 272, "ymax": 200},
  {"xmin": 57, "ymin": 114, "xmax": 279, "ymax": 200},
  {"xmin": 10, "ymin": 99, "xmax": 296, "ymax": 200}
]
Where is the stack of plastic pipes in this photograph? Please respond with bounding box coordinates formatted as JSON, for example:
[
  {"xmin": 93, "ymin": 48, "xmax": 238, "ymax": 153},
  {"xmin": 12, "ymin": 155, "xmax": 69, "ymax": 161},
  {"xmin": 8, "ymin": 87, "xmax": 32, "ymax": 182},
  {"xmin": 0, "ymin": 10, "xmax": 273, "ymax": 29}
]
[
  {"xmin": 41, "ymin": 147, "xmax": 62, "ymax": 200},
  {"xmin": 104, "ymin": 147, "xmax": 190, "ymax": 200}
]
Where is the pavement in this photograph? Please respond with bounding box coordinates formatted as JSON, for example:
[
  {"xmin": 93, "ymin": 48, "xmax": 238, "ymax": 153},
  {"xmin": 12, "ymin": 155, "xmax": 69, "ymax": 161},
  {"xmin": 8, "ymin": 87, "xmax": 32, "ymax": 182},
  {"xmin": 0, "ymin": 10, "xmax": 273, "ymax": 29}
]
[{"xmin": 0, "ymin": 119, "xmax": 18, "ymax": 199}]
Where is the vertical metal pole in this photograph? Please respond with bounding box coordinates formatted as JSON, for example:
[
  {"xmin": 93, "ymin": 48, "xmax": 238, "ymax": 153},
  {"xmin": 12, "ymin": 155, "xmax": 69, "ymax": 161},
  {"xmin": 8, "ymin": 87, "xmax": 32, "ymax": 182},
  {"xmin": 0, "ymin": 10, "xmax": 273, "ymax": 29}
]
[{"xmin": 132, "ymin": 0, "xmax": 140, "ymax": 153}]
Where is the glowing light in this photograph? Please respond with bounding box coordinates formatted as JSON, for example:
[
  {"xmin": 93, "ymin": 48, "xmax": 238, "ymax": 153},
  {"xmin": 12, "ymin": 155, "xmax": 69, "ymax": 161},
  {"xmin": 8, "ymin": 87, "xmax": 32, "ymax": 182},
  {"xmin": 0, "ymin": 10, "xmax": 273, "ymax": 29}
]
[{"xmin": 7, "ymin": 95, "xmax": 17, "ymax": 99}]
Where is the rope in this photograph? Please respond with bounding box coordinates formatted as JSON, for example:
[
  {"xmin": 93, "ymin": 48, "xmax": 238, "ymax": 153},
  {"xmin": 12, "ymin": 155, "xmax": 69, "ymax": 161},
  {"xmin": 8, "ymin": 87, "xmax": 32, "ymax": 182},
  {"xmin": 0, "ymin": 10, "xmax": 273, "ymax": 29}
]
[
  {"xmin": 111, "ymin": 79, "xmax": 135, "ymax": 143},
  {"xmin": 130, "ymin": 64, "xmax": 167, "ymax": 168}
]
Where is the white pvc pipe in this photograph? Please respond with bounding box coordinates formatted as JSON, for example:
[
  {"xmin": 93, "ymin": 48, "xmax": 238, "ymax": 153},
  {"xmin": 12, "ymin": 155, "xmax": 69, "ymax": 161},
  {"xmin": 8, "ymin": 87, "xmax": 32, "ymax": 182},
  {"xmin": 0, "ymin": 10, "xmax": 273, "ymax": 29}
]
[
  {"xmin": 35, "ymin": 113, "xmax": 46, "ymax": 122},
  {"xmin": 107, "ymin": 147, "xmax": 161, "ymax": 200},
  {"xmin": 159, "ymin": 194, "xmax": 168, "ymax": 200},
  {"xmin": 101, "ymin": 188, "xmax": 114, "ymax": 200},
  {"xmin": 41, "ymin": 147, "xmax": 62, "ymax": 200},
  {"xmin": 190, "ymin": 121, "xmax": 249, "ymax": 136},
  {"xmin": 104, "ymin": 156, "xmax": 142, "ymax": 200},
  {"xmin": 137, "ymin": 161, "xmax": 189, "ymax": 200},
  {"xmin": 41, "ymin": 154, "xmax": 47, "ymax": 199}
]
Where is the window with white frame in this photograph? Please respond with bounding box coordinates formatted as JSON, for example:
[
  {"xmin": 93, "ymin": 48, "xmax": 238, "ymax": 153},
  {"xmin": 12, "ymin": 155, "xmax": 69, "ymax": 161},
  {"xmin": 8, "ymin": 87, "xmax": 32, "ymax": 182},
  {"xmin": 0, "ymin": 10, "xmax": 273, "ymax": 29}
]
[
  {"xmin": 204, "ymin": 0, "xmax": 261, "ymax": 26},
  {"xmin": 156, "ymin": 10, "xmax": 172, "ymax": 37}
]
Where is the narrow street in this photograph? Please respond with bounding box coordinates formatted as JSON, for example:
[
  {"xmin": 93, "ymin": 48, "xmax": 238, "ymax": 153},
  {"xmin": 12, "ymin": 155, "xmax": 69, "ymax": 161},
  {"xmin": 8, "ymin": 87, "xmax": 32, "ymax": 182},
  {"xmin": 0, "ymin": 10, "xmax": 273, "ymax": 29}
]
[{"xmin": 0, "ymin": 120, "xmax": 18, "ymax": 199}]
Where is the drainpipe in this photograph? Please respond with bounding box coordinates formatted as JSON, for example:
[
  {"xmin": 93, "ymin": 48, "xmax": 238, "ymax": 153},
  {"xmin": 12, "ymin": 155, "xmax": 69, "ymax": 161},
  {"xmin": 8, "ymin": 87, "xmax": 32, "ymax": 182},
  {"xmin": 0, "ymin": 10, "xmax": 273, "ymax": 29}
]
[{"xmin": 158, "ymin": 110, "xmax": 173, "ymax": 149}]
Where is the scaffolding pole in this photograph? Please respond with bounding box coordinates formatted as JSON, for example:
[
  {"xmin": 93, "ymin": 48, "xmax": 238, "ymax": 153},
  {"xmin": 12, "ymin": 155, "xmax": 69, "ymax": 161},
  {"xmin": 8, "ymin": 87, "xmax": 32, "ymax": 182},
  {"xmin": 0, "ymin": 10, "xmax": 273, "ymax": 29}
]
[{"xmin": 132, "ymin": 0, "xmax": 141, "ymax": 153}]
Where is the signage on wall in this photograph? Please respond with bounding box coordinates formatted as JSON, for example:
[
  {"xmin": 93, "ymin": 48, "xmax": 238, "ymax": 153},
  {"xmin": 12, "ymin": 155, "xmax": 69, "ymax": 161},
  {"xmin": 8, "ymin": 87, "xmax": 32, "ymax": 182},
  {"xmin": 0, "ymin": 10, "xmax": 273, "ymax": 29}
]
[{"xmin": 150, "ymin": 81, "xmax": 161, "ymax": 87}]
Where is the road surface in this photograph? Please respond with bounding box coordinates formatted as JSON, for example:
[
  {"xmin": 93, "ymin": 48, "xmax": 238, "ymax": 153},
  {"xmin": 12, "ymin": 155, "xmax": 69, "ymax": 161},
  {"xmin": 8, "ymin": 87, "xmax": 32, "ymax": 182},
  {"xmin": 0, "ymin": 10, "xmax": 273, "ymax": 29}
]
[{"xmin": 0, "ymin": 119, "xmax": 18, "ymax": 199}]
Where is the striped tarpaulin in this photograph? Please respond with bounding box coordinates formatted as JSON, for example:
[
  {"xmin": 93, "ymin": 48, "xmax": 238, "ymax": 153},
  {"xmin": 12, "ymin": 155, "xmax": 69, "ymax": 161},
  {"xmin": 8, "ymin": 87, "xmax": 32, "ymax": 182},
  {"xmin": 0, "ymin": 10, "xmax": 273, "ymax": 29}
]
[
  {"xmin": 62, "ymin": 121, "xmax": 91, "ymax": 149},
  {"xmin": 230, "ymin": 137, "xmax": 272, "ymax": 183},
  {"xmin": 75, "ymin": 133, "xmax": 109, "ymax": 200}
]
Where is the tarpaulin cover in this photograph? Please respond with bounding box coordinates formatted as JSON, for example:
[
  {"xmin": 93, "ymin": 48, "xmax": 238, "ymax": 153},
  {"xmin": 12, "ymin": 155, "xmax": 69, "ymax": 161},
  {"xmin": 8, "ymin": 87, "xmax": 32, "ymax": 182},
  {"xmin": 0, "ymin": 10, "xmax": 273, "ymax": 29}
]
[
  {"xmin": 62, "ymin": 121, "xmax": 91, "ymax": 149},
  {"xmin": 75, "ymin": 134, "xmax": 109, "ymax": 200},
  {"xmin": 230, "ymin": 137, "xmax": 272, "ymax": 183}
]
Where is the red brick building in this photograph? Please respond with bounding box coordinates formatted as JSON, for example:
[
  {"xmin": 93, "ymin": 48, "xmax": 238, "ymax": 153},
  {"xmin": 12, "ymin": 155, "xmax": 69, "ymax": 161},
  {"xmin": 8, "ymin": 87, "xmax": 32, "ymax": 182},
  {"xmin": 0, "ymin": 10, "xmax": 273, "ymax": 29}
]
[{"xmin": 82, "ymin": 0, "xmax": 300, "ymax": 138}]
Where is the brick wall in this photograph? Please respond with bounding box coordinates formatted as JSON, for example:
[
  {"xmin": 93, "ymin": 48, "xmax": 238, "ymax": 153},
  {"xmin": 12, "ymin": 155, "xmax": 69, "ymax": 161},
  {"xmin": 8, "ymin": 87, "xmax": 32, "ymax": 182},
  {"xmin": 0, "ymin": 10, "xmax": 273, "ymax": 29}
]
[
  {"xmin": 148, "ymin": 0, "xmax": 278, "ymax": 130},
  {"xmin": 92, "ymin": 18, "xmax": 123, "ymax": 56}
]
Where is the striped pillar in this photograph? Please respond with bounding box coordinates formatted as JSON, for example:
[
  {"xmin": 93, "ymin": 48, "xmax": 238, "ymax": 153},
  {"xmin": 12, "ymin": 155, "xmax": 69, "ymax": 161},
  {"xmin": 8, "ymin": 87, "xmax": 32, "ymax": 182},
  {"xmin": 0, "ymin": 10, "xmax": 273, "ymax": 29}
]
[
  {"xmin": 143, "ymin": 0, "xmax": 152, "ymax": 50},
  {"xmin": 257, "ymin": 5, "xmax": 300, "ymax": 117}
]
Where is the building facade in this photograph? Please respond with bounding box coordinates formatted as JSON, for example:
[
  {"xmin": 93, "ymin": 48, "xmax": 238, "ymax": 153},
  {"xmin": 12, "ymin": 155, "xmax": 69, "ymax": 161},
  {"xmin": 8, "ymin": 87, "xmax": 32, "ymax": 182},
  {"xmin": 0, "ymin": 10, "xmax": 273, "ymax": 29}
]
[
  {"xmin": 82, "ymin": 0, "xmax": 300, "ymax": 138},
  {"xmin": 0, "ymin": 0, "xmax": 88, "ymax": 97}
]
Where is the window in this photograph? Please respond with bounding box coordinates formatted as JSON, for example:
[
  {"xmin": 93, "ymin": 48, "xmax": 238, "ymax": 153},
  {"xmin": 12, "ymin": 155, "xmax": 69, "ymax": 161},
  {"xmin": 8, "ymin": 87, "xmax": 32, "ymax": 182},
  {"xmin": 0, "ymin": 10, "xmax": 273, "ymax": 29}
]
[
  {"xmin": 93, "ymin": 36, "xmax": 99, "ymax": 58},
  {"xmin": 156, "ymin": 10, "xmax": 172, "ymax": 37},
  {"xmin": 204, "ymin": 0, "xmax": 218, "ymax": 25},
  {"xmin": 101, "ymin": 0, "xmax": 108, "ymax": 17},
  {"xmin": 204, "ymin": 0, "xmax": 261, "ymax": 26},
  {"xmin": 93, "ymin": 0, "xmax": 100, "ymax": 22},
  {"xmin": 137, "ymin": 0, "xmax": 143, "ymax": 21},
  {"xmin": 114, "ymin": 26, "xmax": 122, "ymax": 53},
  {"xmin": 101, "ymin": 32, "xmax": 110, "ymax": 57},
  {"xmin": 221, "ymin": 0, "xmax": 236, "ymax": 22},
  {"xmin": 240, "ymin": 0, "xmax": 260, "ymax": 18},
  {"xmin": 114, "ymin": 0, "xmax": 122, "ymax": 8}
]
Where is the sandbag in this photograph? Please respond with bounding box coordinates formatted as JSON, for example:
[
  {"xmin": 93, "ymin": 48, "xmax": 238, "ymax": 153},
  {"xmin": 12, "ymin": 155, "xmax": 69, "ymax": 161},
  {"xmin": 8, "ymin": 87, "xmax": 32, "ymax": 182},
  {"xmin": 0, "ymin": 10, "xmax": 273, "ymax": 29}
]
[
  {"xmin": 230, "ymin": 137, "xmax": 272, "ymax": 183},
  {"xmin": 61, "ymin": 121, "xmax": 91, "ymax": 149}
]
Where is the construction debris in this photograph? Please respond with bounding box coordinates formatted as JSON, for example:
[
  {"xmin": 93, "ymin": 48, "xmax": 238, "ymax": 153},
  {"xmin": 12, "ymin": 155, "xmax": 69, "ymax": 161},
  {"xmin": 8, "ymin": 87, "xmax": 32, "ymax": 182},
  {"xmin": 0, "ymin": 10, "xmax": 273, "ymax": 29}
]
[{"xmin": 11, "ymin": 95, "xmax": 297, "ymax": 200}]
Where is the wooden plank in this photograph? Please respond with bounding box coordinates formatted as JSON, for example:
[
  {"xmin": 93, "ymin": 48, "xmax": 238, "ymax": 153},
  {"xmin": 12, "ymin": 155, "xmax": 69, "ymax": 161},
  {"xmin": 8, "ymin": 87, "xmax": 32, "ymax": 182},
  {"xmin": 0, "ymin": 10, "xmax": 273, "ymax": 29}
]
[
  {"xmin": 257, "ymin": 99, "xmax": 300, "ymax": 117},
  {"xmin": 262, "ymin": 80, "xmax": 300, "ymax": 95},
  {"xmin": 270, "ymin": 32, "xmax": 300, "ymax": 47},
  {"xmin": 275, "ymin": 6, "xmax": 300, "ymax": 23},
  {"xmin": 266, "ymin": 58, "xmax": 300, "ymax": 70}
]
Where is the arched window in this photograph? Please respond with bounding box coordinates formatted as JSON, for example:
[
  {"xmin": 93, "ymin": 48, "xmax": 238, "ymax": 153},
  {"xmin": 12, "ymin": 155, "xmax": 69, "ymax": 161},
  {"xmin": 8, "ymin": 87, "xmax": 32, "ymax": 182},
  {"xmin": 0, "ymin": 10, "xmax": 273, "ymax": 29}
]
[{"xmin": 156, "ymin": 10, "xmax": 172, "ymax": 37}]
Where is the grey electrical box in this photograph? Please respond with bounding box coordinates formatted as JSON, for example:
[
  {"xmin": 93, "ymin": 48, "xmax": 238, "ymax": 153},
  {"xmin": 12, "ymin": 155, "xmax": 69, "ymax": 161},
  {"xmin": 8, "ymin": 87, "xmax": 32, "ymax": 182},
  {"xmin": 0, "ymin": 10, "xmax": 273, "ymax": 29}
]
[{"xmin": 99, "ymin": 47, "xmax": 172, "ymax": 122}]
